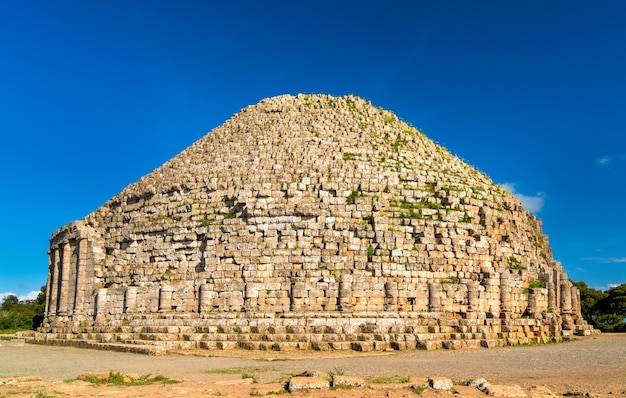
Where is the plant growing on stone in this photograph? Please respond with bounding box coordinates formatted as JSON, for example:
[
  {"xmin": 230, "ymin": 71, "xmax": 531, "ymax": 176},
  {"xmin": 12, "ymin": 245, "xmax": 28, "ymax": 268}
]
[
  {"xmin": 507, "ymin": 256, "xmax": 526, "ymax": 270},
  {"xmin": 346, "ymin": 190, "xmax": 360, "ymax": 205},
  {"xmin": 224, "ymin": 209, "xmax": 238, "ymax": 219},
  {"xmin": 367, "ymin": 245, "xmax": 375, "ymax": 261}
]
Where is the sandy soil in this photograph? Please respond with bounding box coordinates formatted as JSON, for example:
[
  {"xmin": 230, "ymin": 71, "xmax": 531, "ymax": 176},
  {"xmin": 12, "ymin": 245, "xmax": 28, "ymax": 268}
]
[{"xmin": 1, "ymin": 333, "xmax": 625, "ymax": 397}]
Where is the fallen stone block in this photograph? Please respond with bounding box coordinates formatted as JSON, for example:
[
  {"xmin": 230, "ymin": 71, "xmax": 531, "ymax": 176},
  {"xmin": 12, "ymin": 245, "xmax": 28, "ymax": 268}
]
[
  {"xmin": 300, "ymin": 369, "xmax": 329, "ymax": 379},
  {"xmin": 429, "ymin": 376, "xmax": 454, "ymax": 391},
  {"xmin": 288, "ymin": 376, "xmax": 330, "ymax": 392},
  {"xmin": 468, "ymin": 378, "xmax": 491, "ymax": 391},
  {"xmin": 333, "ymin": 375, "xmax": 365, "ymax": 388}
]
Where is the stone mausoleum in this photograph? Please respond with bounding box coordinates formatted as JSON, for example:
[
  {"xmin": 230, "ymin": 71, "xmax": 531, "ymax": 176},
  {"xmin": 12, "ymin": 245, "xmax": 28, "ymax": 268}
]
[{"xmin": 37, "ymin": 94, "xmax": 596, "ymax": 354}]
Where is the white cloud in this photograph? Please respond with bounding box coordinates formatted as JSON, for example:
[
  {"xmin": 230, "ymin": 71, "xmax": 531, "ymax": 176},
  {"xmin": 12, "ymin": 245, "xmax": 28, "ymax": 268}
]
[
  {"xmin": 0, "ymin": 290, "xmax": 40, "ymax": 302},
  {"xmin": 0, "ymin": 292, "xmax": 16, "ymax": 302},
  {"xmin": 608, "ymin": 283, "xmax": 621, "ymax": 289},
  {"xmin": 499, "ymin": 183, "xmax": 545, "ymax": 213},
  {"xmin": 596, "ymin": 154, "xmax": 626, "ymax": 170},
  {"xmin": 581, "ymin": 257, "xmax": 626, "ymax": 264},
  {"xmin": 22, "ymin": 290, "xmax": 41, "ymax": 300}
]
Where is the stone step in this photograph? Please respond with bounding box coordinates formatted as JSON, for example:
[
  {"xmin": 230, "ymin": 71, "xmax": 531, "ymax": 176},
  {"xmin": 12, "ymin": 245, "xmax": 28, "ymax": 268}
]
[{"xmin": 35, "ymin": 329, "xmax": 539, "ymax": 353}]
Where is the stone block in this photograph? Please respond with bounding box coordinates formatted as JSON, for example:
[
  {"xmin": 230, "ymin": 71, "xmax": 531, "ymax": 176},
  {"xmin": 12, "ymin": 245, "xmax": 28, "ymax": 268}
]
[
  {"xmin": 429, "ymin": 377, "xmax": 454, "ymax": 390},
  {"xmin": 333, "ymin": 375, "xmax": 365, "ymax": 388},
  {"xmin": 288, "ymin": 376, "xmax": 330, "ymax": 392}
]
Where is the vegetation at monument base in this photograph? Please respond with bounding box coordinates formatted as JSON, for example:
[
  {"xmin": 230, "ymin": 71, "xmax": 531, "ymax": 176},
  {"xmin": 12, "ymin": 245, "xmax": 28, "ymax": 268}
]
[
  {"xmin": 0, "ymin": 286, "xmax": 46, "ymax": 333},
  {"xmin": 572, "ymin": 281, "xmax": 626, "ymax": 332},
  {"xmin": 0, "ymin": 282, "xmax": 624, "ymax": 334}
]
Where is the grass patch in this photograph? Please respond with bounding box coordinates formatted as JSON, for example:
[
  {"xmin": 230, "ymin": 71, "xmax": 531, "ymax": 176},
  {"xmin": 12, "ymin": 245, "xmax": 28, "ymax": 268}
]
[
  {"xmin": 0, "ymin": 328, "xmax": 30, "ymax": 335},
  {"xmin": 265, "ymin": 389, "xmax": 289, "ymax": 395},
  {"xmin": 241, "ymin": 372, "xmax": 259, "ymax": 383},
  {"xmin": 81, "ymin": 372, "xmax": 180, "ymax": 386}
]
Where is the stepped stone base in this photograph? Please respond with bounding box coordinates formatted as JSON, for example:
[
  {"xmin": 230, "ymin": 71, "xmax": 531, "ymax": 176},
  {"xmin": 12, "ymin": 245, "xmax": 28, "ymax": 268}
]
[{"xmin": 34, "ymin": 310, "xmax": 598, "ymax": 355}]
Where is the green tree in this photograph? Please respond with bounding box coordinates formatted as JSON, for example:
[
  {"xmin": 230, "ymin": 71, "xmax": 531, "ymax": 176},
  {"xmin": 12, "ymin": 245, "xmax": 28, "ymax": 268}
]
[
  {"xmin": 595, "ymin": 284, "xmax": 626, "ymax": 332},
  {"xmin": 0, "ymin": 286, "xmax": 46, "ymax": 333},
  {"xmin": 32, "ymin": 286, "xmax": 46, "ymax": 328},
  {"xmin": 0, "ymin": 295, "xmax": 19, "ymax": 311},
  {"xmin": 572, "ymin": 280, "xmax": 607, "ymax": 325},
  {"xmin": 573, "ymin": 281, "xmax": 626, "ymax": 332}
]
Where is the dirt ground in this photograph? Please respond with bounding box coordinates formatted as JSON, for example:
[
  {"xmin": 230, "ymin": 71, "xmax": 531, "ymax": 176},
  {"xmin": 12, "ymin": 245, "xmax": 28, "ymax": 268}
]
[{"xmin": 1, "ymin": 333, "xmax": 625, "ymax": 398}]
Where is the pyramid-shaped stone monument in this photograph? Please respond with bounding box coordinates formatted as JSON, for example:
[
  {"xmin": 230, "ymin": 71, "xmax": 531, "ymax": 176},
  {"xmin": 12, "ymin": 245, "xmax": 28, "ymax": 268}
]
[{"xmin": 37, "ymin": 94, "xmax": 595, "ymax": 354}]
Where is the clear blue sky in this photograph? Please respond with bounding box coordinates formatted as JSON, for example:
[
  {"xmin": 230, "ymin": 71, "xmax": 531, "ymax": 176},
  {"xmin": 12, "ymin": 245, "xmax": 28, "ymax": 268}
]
[{"xmin": 1, "ymin": 1, "xmax": 624, "ymax": 300}]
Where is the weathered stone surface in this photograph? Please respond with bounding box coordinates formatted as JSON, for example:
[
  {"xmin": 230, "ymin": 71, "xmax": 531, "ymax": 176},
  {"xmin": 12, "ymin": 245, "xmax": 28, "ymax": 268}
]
[
  {"xmin": 0, "ymin": 376, "xmax": 42, "ymax": 385},
  {"xmin": 38, "ymin": 94, "xmax": 596, "ymax": 352},
  {"xmin": 455, "ymin": 385, "xmax": 490, "ymax": 397},
  {"xmin": 410, "ymin": 377, "xmax": 429, "ymax": 389},
  {"xmin": 429, "ymin": 377, "xmax": 454, "ymax": 390},
  {"xmin": 468, "ymin": 378, "xmax": 491, "ymax": 391},
  {"xmin": 486, "ymin": 384, "xmax": 528, "ymax": 398},
  {"xmin": 77, "ymin": 372, "xmax": 110, "ymax": 382},
  {"xmin": 527, "ymin": 386, "xmax": 558, "ymax": 398},
  {"xmin": 333, "ymin": 375, "xmax": 366, "ymax": 387},
  {"xmin": 288, "ymin": 376, "xmax": 330, "ymax": 391}
]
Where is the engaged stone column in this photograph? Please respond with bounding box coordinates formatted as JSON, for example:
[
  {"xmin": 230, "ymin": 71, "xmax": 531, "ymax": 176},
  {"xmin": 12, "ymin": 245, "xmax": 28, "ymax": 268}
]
[
  {"xmin": 47, "ymin": 248, "xmax": 60, "ymax": 316},
  {"xmin": 560, "ymin": 278, "xmax": 572, "ymax": 313},
  {"xmin": 553, "ymin": 269, "xmax": 561, "ymax": 312},
  {"xmin": 72, "ymin": 238, "xmax": 87, "ymax": 315},
  {"xmin": 571, "ymin": 286, "xmax": 581, "ymax": 317},
  {"xmin": 500, "ymin": 273, "xmax": 512, "ymax": 313},
  {"xmin": 94, "ymin": 288, "xmax": 108, "ymax": 317},
  {"xmin": 159, "ymin": 285, "xmax": 173, "ymax": 312},
  {"xmin": 468, "ymin": 284, "xmax": 478, "ymax": 312},
  {"xmin": 547, "ymin": 281, "xmax": 557, "ymax": 312},
  {"xmin": 337, "ymin": 274, "xmax": 353, "ymax": 311},
  {"xmin": 429, "ymin": 283, "xmax": 441, "ymax": 311},
  {"xmin": 198, "ymin": 283, "xmax": 216, "ymax": 313},
  {"xmin": 124, "ymin": 286, "xmax": 138, "ymax": 313},
  {"xmin": 384, "ymin": 282, "xmax": 398, "ymax": 311},
  {"xmin": 415, "ymin": 283, "xmax": 429, "ymax": 311},
  {"xmin": 57, "ymin": 243, "xmax": 72, "ymax": 316},
  {"xmin": 290, "ymin": 281, "xmax": 306, "ymax": 311}
]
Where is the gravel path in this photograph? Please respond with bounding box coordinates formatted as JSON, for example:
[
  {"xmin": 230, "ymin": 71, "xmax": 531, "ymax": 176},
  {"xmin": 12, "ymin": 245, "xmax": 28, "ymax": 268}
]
[{"xmin": 1, "ymin": 334, "xmax": 625, "ymax": 396}]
